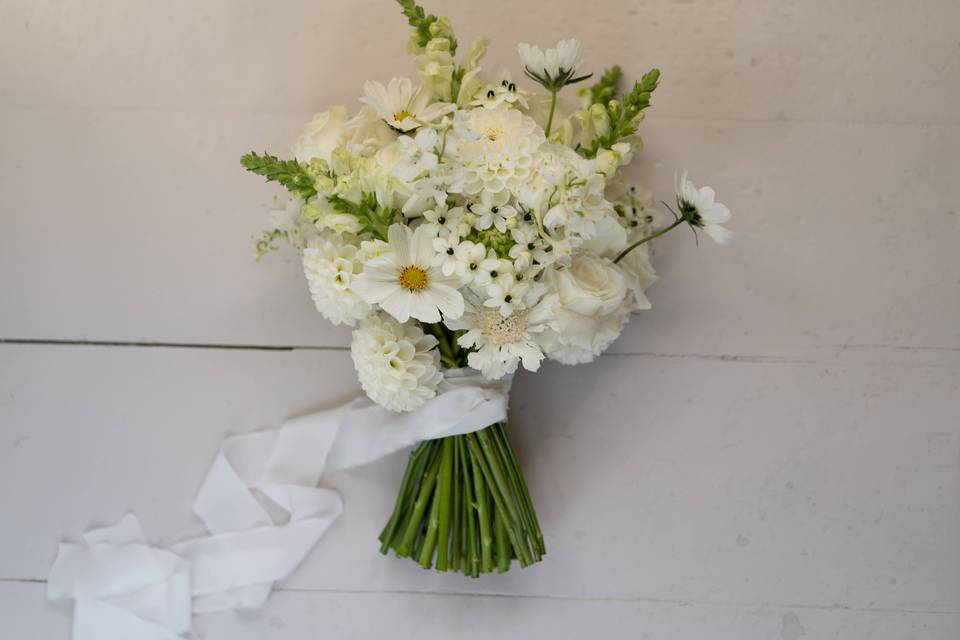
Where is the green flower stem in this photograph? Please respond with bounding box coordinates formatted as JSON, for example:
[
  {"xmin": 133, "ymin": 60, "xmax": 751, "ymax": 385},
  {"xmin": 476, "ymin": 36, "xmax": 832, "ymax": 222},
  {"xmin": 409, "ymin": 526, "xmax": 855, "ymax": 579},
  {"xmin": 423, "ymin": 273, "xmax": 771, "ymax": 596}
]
[
  {"xmin": 545, "ymin": 89, "xmax": 558, "ymax": 138},
  {"xmin": 378, "ymin": 444, "xmax": 427, "ymax": 553},
  {"xmin": 493, "ymin": 423, "xmax": 544, "ymax": 558},
  {"xmin": 471, "ymin": 450, "xmax": 494, "ymax": 573},
  {"xmin": 462, "ymin": 437, "xmax": 479, "ymax": 576},
  {"xmin": 398, "ymin": 448, "xmax": 442, "ymax": 557},
  {"xmin": 435, "ymin": 437, "xmax": 454, "ymax": 571},
  {"xmin": 466, "ymin": 433, "xmax": 533, "ymax": 566},
  {"xmin": 476, "ymin": 429, "xmax": 527, "ymax": 545},
  {"xmin": 494, "ymin": 506, "xmax": 510, "ymax": 572},
  {"xmin": 613, "ymin": 216, "xmax": 685, "ymax": 264},
  {"xmin": 450, "ymin": 436, "xmax": 462, "ymax": 572},
  {"xmin": 418, "ymin": 469, "xmax": 443, "ymax": 568}
]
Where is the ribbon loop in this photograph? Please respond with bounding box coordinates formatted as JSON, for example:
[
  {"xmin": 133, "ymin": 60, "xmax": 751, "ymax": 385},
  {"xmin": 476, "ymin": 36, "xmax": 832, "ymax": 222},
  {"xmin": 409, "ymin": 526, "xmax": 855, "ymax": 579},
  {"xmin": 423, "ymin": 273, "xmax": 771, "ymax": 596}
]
[{"xmin": 48, "ymin": 370, "xmax": 510, "ymax": 639}]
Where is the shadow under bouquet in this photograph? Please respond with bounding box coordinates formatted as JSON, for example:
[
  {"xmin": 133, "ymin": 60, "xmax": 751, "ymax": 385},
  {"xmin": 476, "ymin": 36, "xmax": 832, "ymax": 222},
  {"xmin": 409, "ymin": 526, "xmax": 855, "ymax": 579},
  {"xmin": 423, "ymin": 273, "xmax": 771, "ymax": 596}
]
[{"xmin": 242, "ymin": 0, "xmax": 731, "ymax": 576}]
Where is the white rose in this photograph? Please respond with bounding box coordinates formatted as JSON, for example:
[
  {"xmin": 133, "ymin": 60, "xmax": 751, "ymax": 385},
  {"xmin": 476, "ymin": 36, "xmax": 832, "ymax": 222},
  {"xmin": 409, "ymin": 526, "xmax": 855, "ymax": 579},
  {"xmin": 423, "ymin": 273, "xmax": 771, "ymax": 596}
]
[
  {"xmin": 552, "ymin": 254, "xmax": 628, "ymax": 317},
  {"xmin": 618, "ymin": 241, "xmax": 657, "ymax": 311},
  {"xmin": 343, "ymin": 106, "xmax": 397, "ymax": 157},
  {"xmin": 541, "ymin": 307, "xmax": 629, "ymax": 365},
  {"xmin": 292, "ymin": 106, "xmax": 349, "ymax": 164},
  {"xmin": 580, "ymin": 216, "xmax": 626, "ymax": 259}
]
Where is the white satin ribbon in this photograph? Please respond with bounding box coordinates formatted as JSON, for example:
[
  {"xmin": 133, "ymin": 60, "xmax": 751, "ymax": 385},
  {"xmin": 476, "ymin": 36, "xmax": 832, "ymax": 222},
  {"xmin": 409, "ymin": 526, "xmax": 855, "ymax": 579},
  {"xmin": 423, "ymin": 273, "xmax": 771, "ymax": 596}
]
[{"xmin": 48, "ymin": 370, "xmax": 511, "ymax": 639}]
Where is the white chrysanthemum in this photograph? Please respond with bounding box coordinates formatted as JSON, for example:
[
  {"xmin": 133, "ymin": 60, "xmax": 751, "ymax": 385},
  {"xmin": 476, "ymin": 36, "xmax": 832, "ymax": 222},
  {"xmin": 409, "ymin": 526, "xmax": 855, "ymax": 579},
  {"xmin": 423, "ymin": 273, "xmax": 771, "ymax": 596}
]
[
  {"xmin": 445, "ymin": 291, "xmax": 557, "ymax": 380},
  {"xmin": 302, "ymin": 234, "xmax": 371, "ymax": 326},
  {"xmin": 360, "ymin": 77, "xmax": 455, "ymax": 132},
  {"xmin": 450, "ymin": 107, "xmax": 544, "ymax": 195},
  {"xmin": 351, "ymin": 313, "xmax": 443, "ymax": 412}
]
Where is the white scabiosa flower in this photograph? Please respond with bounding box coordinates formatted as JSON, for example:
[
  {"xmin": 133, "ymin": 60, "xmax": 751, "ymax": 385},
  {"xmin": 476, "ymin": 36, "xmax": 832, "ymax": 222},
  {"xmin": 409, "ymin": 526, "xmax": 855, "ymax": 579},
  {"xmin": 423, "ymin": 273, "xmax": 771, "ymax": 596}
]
[
  {"xmin": 302, "ymin": 234, "xmax": 371, "ymax": 326},
  {"xmin": 446, "ymin": 290, "xmax": 557, "ymax": 380},
  {"xmin": 353, "ymin": 223, "xmax": 465, "ymax": 323},
  {"xmin": 676, "ymin": 170, "xmax": 733, "ymax": 244},
  {"xmin": 351, "ymin": 313, "xmax": 443, "ymax": 412},
  {"xmin": 360, "ymin": 77, "xmax": 456, "ymax": 132}
]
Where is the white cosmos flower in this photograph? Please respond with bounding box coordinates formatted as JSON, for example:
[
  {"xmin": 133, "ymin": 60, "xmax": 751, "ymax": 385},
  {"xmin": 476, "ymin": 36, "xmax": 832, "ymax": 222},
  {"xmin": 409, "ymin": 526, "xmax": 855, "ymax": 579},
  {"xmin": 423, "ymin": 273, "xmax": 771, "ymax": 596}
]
[
  {"xmin": 445, "ymin": 291, "xmax": 557, "ymax": 380},
  {"xmin": 351, "ymin": 313, "xmax": 443, "ymax": 412},
  {"xmin": 353, "ymin": 223, "xmax": 464, "ymax": 323},
  {"xmin": 518, "ymin": 39, "xmax": 588, "ymax": 90},
  {"xmin": 360, "ymin": 77, "xmax": 456, "ymax": 132},
  {"xmin": 676, "ymin": 170, "xmax": 733, "ymax": 245},
  {"xmin": 302, "ymin": 234, "xmax": 371, "ymax": 326}
]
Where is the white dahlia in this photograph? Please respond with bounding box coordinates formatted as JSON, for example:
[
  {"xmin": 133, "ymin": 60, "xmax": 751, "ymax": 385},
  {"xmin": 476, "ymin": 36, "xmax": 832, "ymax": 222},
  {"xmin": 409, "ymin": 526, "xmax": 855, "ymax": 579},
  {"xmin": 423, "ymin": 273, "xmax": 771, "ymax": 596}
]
[
  {"xmin": 302, "ymin": 234, "xmax": 371, "ymax": 326},
  {"xmin": 450, "ymin": 107, "xmax": 544, "ymax": 195},
  {"xmin": 351, "ymin": 313, "xmax": 443, "ymax": 412}
]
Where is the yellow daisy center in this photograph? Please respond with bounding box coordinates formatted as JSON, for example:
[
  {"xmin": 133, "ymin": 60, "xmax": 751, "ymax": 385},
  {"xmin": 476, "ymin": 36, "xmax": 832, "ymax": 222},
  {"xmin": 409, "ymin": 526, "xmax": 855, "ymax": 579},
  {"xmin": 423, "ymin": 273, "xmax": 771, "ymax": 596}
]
[
  {"xmin": 398, "ymin": 265, "xmax": 430, "ymax": 291},
  {"xmin": 393, "ymin": 110, "xmax": 413, "ymax": 122},
  {"xmin": 479, "ymin": 307, "xmax": 528, "ymax": 345},
  {"xmin": 484, "ymin": 127, "xmax": 501, "ymax": 141}
]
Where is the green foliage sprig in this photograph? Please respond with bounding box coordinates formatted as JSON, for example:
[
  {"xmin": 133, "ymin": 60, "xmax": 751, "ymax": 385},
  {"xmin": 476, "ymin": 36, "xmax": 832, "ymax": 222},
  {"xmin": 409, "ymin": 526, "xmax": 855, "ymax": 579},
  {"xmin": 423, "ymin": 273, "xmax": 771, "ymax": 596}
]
[
  {"xmin": 588, "ymin": 65, "xmax": 623, "ymax": 105},
  {"xmin": 582, "ymin": 68, "xmax": 660, "ymax": 158},
  {"xmin": 327, "ymin": 193, "xmax": 398, "ymax": 242},
  {"xmin": 396, "ymin": 0, "xmax": 457, "ymax": 54},
  {"xmin": 240, "ymin": 152, "xmax": 317, "ymax": 200}
]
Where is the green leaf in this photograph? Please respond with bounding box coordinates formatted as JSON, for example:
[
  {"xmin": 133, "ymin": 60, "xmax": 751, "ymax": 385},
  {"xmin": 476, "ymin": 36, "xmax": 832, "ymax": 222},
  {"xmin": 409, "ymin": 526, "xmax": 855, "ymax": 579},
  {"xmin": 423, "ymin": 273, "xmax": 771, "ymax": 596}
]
[
  {"xmin": 240, "ymin": 152, "xmax": 317, "ymax": 200},
  {"xmin": 328, "ymin": 192, "xmax": 397, "ymax": 241}
]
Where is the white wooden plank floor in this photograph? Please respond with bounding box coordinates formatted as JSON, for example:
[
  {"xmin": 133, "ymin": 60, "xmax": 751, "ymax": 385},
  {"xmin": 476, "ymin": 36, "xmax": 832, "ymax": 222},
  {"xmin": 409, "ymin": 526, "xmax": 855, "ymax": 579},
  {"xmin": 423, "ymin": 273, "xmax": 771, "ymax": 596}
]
[{"xmin": 2, "ymin": 0, "xmax": 959, "ymax": 638}]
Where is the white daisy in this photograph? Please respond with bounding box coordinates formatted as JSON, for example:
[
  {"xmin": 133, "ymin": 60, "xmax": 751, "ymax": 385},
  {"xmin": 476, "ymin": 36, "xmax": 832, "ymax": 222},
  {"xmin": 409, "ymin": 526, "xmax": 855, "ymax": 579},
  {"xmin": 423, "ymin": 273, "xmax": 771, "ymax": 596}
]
[
  {"xmin": 360, "ymin": 77, "xmax": 456, "ymax": 132},
  {"xmin": 351, "ymin": 313, "xmax": 443, "ymax": 412},
  {"xmin": 676, "ymin": 170, "xmax": 733, "ymax": 245},
  {"xmin": 353, "ymin": 223, "xmax": 464, "ymax": 323}
]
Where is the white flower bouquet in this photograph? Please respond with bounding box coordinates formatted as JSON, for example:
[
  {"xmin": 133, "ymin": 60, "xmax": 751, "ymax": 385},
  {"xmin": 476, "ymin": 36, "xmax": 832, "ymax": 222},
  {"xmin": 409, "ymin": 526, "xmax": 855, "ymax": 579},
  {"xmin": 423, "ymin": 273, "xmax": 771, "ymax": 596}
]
[{"xmin": 241, "ymin": 0, "xmax": 731, "ymax": 576}]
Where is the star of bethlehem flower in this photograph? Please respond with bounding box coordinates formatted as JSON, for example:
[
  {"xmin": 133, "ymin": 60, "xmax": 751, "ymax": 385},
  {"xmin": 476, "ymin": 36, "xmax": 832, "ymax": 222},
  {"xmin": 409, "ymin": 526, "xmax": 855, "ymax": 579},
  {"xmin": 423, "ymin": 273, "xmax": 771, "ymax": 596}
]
[
  {"xmin": 675, "ymin": 170, "xmax": 733, "ymax": 245},
  {"xmin": 360, "ymin": 77, "xmax": 455, "ymax": 132},
  {"xmin": 518, "ymin": 38, "xmax": 592, "ymax": 91},
  {"xmin": 353, "ymin": 223, "xmax": 464, "ymax": 323}
]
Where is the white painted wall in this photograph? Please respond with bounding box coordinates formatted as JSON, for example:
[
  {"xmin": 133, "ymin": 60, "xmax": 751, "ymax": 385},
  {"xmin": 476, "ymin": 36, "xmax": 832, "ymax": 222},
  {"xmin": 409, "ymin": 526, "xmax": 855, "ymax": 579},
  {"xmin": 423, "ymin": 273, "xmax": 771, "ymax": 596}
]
[{"xmin": 2, "ymin": 1, "xmax": 959, "ymax": 638}]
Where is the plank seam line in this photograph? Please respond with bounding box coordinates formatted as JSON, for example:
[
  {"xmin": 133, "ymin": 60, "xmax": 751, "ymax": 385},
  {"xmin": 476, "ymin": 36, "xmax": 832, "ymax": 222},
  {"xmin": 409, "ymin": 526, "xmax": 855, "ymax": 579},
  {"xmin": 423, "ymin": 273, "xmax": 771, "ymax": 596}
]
[
  {"xmin": 0, "ymin": 338, "xmax": 347, "ymax": 353},
  {"xmin": 3, "ymin": 339, "xmax": 959, "ymax": 369},
  {"xmin": 1, "ymin": 577, "xmax": 957, "ymax": 615},
  {"xmin": 2, "ymin": 103, "xmax": 960, "ymax": 128}
]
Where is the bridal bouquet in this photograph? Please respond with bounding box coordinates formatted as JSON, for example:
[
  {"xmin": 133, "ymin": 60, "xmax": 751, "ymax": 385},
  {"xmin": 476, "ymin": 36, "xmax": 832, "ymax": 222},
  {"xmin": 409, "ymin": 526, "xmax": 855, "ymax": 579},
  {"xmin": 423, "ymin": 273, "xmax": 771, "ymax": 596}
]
[{"xmin": 241, "ymin": 0, "xmax": 731, "ymax": 576}]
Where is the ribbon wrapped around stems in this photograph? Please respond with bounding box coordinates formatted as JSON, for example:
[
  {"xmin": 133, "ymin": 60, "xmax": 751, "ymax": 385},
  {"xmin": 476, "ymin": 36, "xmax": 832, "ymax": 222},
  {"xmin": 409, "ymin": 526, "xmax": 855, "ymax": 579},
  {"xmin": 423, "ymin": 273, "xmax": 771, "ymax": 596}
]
[{"xmin": 47, "ymin": 370, "xmax": 511, "ymax": 640}]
